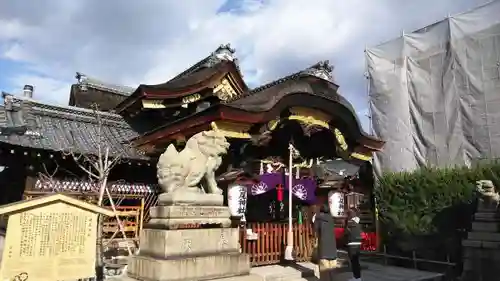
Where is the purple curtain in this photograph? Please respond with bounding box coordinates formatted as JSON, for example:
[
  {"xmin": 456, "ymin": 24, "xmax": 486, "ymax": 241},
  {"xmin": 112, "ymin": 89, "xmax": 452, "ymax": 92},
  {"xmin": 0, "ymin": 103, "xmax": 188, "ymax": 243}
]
[{"xmin": 248, "ymin": 173, "xmax": 317, "ymax": 204}]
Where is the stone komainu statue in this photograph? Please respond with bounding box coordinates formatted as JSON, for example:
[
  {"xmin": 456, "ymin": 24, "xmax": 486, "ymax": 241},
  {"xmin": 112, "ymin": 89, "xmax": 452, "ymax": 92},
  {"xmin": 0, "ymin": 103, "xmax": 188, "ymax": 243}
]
[
  {"xmin": 157, "ymin": 129, "xmax": 230, "ymax": 194},
  {"xmin": 476, "ymin": 180, "xmax": 500, "ymax": 210}
]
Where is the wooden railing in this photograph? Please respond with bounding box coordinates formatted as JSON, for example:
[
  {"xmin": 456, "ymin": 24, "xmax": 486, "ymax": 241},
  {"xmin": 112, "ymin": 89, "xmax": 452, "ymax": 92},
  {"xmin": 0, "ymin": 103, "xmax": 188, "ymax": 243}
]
[
  {"xmin": 239, "ymin": 222, "xmax": 315, "ymax": 266},
  {"xmin": 102, "ymin": 205, "xmax": 143, "ymax": 239}
]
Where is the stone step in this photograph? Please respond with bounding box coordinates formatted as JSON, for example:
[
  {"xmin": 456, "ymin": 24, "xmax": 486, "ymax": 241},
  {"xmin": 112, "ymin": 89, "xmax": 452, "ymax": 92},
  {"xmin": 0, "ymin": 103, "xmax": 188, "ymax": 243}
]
[
  {"xmin": 477, "ymin": 206, "xmax": 499, "ymax": 213},
  {"xmin": 111, "ymin": 274, "xmax": 264, "ymax": 281},
  {"xmin": 474, "ymin": 212, "xmax": 500, "ymax": 222},
  {"xmin": 467, "ymin": 231, "xmax": 500, "ymax": 241},
  {"xmin": 251, "ymin": 262, "xmax": 445, "ymax": 281},
  {"xmin": 215, "ymin": 274, "xmax": 266, "ymax": 281},
  {"xmin": 462, "ymin": 239, "xmax": 500, "ymax": 249},
  {"xmin": 266, "ymin": 272, "xmax": 304, "ymax": 281},
  {"xmin": 250, "ymin": 264, "xmax": 318, "ymax": 281},
  {"xmin": 251, "ymin": 265, "xmax": 304, "ymax": 281},
  {"xmin": 249, "ymin": 262, "xmax": 327, "ymax": 281},
  {"xmin": 471, "ymin": 222, "xmax": 500, "ymax": 232}
]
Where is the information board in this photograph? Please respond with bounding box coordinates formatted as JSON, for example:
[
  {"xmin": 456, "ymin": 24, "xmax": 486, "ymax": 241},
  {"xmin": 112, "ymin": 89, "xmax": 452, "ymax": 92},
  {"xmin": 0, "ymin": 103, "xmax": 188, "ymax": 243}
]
[{"xmin": 0, "ymin": 202, "xmax": 98, "ymax": 281}]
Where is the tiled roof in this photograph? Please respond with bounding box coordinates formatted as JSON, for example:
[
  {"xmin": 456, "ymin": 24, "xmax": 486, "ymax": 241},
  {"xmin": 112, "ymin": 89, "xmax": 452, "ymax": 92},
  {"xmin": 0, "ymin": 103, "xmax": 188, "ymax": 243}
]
[
  {"xmin": 33, "ymin": 178, "xmax": 159, "ymax": 194},
  {"xmin": 224, "ymin": 60, "xmax": 335, "ymax": 103},
  {"xmin": 75, "ymin": 72, "xmax": 135, "ymax": 96},
  {"xmin": 0, "ymin": 94, "xmax": 147, "ymax": 160},
  {"xmin": 168, "ymin": 44, "xmax": 237, "ymax": 82}
]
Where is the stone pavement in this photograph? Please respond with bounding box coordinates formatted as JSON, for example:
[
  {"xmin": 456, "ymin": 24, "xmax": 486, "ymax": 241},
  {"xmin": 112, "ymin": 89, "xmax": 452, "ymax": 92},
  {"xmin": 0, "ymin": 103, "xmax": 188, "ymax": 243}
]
[
  {"xmin": 249, "ymin": 261, "xmax": 444, "ymax": 281},
  {"xmin": 109, "ymin": 260, "xmax": 444, "ymax": 281}
]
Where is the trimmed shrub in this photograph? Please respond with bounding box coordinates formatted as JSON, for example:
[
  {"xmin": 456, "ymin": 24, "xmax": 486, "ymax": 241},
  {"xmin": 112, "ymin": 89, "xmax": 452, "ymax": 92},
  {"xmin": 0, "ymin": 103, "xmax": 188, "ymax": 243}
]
[
  {"xmin": 376, "ymin": 162, "xmax": 500, "ymax": 237},
  {"xmin": 374, "ymin": 161, "xmax": 500, "ymax": 266}
]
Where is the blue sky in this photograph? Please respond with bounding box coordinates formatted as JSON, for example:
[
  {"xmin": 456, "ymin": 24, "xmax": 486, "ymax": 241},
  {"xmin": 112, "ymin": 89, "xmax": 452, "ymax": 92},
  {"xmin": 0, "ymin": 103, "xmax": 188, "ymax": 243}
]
[
  {"xmin": 0, "ymin": 59, "xmax": 25, "ymax": 92},
  {"xmin": 0, "ymin": 0, "xmax": 489, "ymax": 130}
]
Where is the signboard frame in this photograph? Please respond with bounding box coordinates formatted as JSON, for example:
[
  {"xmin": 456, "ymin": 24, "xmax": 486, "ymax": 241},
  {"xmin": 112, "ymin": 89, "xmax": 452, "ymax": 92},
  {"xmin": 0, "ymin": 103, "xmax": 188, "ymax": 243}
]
[{"xmin": 0, "ymin": 194, "xmax": 113, "ymax": 281}]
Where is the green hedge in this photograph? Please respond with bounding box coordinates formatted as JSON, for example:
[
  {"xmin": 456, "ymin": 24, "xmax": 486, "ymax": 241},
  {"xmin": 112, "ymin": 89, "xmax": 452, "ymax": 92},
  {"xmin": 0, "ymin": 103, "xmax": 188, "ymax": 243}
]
[{"xmin": 375, "ymin": 161, "xmax": 500, "ymax": 237}]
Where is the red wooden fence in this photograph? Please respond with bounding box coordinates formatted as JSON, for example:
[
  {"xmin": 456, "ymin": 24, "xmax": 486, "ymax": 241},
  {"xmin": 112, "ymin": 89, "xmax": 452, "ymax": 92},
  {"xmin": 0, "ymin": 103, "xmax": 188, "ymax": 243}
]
[{"xmin": 239, "ymin": 222, "xmax": 315, "ymax": 266}]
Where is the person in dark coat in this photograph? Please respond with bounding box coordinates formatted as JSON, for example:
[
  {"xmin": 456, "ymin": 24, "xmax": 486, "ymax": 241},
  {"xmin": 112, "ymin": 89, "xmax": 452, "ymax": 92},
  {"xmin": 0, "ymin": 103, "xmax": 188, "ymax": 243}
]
[
  {"xmin": 314, "ymin": 203, "xmax": 338, "ymax": 279},
  {"xmin": 344, "ymin": 208, "xmax": 363, "ymax": 281}
]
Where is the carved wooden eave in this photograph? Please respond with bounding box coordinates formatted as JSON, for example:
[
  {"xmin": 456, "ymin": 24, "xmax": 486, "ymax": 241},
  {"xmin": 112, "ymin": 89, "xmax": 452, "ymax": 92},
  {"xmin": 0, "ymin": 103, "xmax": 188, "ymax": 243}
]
[
  {"xmin": 210, "ymin": 121, "xmax": 252, "ymax": 139},
  {"xmin": 141, "ymin": 99, "xmax": 166, "ymax": 109},
  {"xmin": 133, "ymin": 113, "xmax": 218, "ymax": 150},
  {"xmin": 131, "ymin": 62, "xmax": 385, "ymax": 160},
  {"xmin": 258, "ymin": 107, "xmax": 375, "ymax": 161},
  {"xmin": 288, "ymin": 107, "xmax": 331, "ymax": 129},
  {"xmin": 133, "ymin": 104, "xmax": 384, "ymax": 161},
  {"xmin": 139, "ymin": 74, "xmax": 243, "ymax": 111},
  {"xmin": 213, "ymin": 75, "xmax": 242, "ymax": 101}
]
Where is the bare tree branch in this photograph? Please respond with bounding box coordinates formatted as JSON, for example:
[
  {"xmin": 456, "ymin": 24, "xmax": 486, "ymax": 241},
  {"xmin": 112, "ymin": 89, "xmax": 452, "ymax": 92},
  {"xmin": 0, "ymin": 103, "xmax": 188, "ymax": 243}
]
[
  {"xmin": 54, "ymin": 103, "xmax": 132, "ymax": 185},
  {"xmin": 37, "ymin": 162, "xmax": 60, "ymax": 192},
  {"xmin": 47, "ymin": 103, "xmax": 135, "ymax": 280},
  {"xmin": 105, "ymin": 187, "xmax": 133, "ymax": 256}
]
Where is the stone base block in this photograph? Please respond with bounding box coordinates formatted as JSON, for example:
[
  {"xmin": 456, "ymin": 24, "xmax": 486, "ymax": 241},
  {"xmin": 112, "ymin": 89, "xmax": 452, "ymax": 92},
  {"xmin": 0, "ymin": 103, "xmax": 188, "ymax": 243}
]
[
  {"xmin": 463, "ymin": 239, "xmax": 500, "ymax": 249},
  {"xmin": 127, "ymin": 253, "xmax": 250, "ymax": 281},
  {"xmin": 158, "ymin": 192, "xmax": 224, "ymax": 206},
  {"xmin": 475, "ymin": 211, "xmax": 497, "ymax": 217},
  {"xmin": 111, "ymin": 273, "xmax": 262, "ymax": 281},
  {"xmin": 212, "ymin": 274, "xmax": 263, "ymax": 281},
  {"xmin": 475, "ymin": 212, "xmax": 500, "ymax": 221},
  {"xmin": 150, "ymin": 205, "xmax": 230, "ymax": 219},
  {"xmin": 468, "ymin": 231, "xmax": 500, "ymax": 242},
  {"xmin": 147, "ymin": 205, "xmax": 232, "ymax": 229},
  {"xmin": 477, "ymin": 204, "xmax": 499, "ymax": 213},
  {"xmin": 139, "ymin": 228, "xmax": 240, "ymax": 258},
  {"xmin": 146, "ymin": 218, "xmax": 231, "ymax": 229},
  {"xmin": 472, "ymin": 222, "xmax": 499, "ymax": 232}
]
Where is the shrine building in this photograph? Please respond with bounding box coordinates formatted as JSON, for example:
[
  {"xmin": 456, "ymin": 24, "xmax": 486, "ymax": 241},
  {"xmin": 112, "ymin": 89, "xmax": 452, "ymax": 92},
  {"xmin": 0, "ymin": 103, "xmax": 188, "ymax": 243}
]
[{"xmin": 0, "ymin": 43, "xmax": 384, "ymax": 265}]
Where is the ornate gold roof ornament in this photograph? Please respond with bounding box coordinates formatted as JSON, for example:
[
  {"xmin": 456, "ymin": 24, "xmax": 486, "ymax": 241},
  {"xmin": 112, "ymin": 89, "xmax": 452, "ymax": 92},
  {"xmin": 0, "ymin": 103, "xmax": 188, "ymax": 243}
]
[
  {"xmin": 181, "ymin": 93, "xmax": 201, "ymax": 105},
  {"xmin": 213, "ymin": 78, "xmax": 238, "ymax": 101}
]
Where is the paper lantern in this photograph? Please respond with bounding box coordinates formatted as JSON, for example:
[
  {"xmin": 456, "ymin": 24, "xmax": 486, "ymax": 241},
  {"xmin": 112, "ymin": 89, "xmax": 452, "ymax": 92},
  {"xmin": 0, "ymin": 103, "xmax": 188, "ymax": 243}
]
[
  {"xmin": 276, "ymin": 184, "xmax": 284, "ymax": 201},
  {"xmin": 328, "ymin": 191, "xmax": 345, "ymax": 217},
  {"xmin": 227, "ymin": 183, "xmax": 248, "ymax": 220}
]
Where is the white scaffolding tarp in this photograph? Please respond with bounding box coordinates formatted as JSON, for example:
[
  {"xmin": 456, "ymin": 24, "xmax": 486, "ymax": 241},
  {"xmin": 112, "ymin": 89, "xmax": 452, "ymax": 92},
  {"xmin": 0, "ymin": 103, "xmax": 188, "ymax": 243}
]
[{"xmin": 367, "ymin": 0, "xmax": 500, "ymax": 177}]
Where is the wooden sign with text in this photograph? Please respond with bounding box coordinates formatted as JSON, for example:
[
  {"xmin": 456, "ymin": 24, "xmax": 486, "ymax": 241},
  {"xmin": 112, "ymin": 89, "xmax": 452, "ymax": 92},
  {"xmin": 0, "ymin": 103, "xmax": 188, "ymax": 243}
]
[{"xmin": 0, "ymin": 194, "xmax": 114, "ymax": 281}]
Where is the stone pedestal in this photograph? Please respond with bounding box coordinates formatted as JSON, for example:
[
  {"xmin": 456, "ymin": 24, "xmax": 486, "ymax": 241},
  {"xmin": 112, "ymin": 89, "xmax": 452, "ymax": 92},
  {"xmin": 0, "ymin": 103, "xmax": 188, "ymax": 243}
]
[
  {"xmin": 125, "ymin": 192, "xmax": 251, "ymax": 281},
  {"xmin": 462, "ymin": 206, "xmax": 500, "ymax": 281}
]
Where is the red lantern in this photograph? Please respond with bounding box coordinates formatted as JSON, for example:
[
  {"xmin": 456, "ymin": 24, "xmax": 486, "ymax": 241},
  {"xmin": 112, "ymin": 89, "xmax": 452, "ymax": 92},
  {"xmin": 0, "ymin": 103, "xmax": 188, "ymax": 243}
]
[{"xmin": 276, "ymin": 184, "xmax": 284, "ymax": 201}]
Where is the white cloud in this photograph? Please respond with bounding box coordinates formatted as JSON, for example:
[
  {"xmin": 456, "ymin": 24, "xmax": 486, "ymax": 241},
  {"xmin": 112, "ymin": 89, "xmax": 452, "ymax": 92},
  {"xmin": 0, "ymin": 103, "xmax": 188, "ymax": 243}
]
[
  {"xmin": 0, "ymin": 0, "xmax": 489, "ymax": 130},
  {"xmin": 8, "ymin": 74, "xmax": 70, "ymax": 105}
]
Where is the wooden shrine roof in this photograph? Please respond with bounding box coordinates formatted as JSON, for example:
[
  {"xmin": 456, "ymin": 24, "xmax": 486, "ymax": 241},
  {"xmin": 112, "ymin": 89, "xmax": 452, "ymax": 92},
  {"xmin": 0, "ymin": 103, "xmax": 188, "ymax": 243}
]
[
  {"xmin": 226, "ymin": 61, "xmax": 340, "ymax": 110},
  {"xmin": 135, "ymin": 61, "xmax": 244, "ymax": 98},
  {"xmin": 70, "ymin": 72, "xmax": 135, "ymax": 111},
  {"xmin": 169, "ymin": 44, "xmax": 237, "ymax": 81},
  {"xmin": 0, "ymin": 44, "xmax": 384, "ymax": 160},
  {"xmin": 133, "ymin": 60, "xmax": 384, "ymax": 152},
  {"xmin": 0, "ymin": 94, "xmax": 148, "ymax": 160},
  {"xmin": 0, "ymin": 193, "xmax": 115, "ymax": 216},
  {"xmin": 223, "ymin": 62, "xmax": 379, "ymax": 148},
  {"xmin": 114, "ymin": 44, "xmax": 247, "ymax": 113}
]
